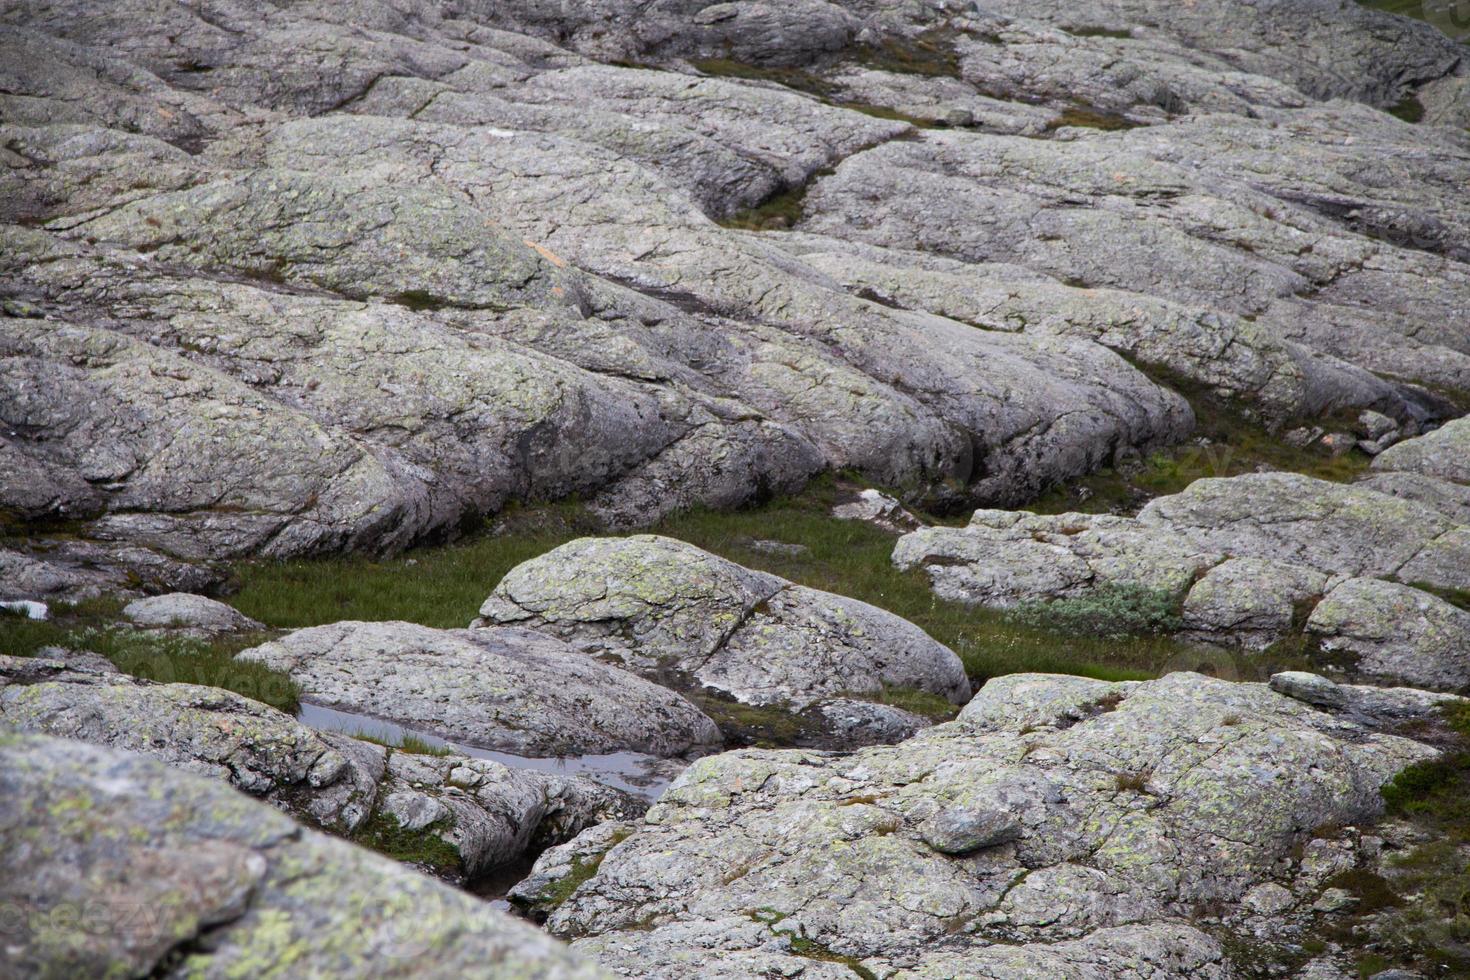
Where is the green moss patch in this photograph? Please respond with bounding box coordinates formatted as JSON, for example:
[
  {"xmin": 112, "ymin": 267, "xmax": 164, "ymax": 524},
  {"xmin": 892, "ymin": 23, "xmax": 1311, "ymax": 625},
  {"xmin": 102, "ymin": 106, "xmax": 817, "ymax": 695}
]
[{"xmin": 352, "ymin": 811, "xmax": 462, "ymax": 875}]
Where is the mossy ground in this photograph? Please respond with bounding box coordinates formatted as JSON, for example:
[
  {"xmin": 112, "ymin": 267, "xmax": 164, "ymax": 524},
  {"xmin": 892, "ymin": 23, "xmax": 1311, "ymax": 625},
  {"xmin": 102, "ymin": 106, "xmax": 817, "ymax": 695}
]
[
  {"xmin": 230, "ymin": 477, "xmax": 1187, "ymax": 687},
  {"xmin": 0, "ymin": 599, "xmax": 300, "ymax": 712},
  {"xmin": 352, "ymin": 811, "xmax": 462, "ymax": 876}
]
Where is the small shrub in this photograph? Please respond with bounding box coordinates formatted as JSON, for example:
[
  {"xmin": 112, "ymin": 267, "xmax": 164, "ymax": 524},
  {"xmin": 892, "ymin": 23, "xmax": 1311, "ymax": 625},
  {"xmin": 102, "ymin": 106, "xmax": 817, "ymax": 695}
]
[{"xmin": 1008, "ymin": 583, "xmax": 1184, "ymax": 639}]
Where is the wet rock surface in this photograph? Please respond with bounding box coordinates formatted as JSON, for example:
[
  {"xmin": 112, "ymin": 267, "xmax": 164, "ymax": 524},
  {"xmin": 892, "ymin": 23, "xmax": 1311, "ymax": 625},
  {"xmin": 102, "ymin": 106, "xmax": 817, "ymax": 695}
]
[{"xmin": 529, "ymin": 672, "xmax": 1438, "ymax": 977}]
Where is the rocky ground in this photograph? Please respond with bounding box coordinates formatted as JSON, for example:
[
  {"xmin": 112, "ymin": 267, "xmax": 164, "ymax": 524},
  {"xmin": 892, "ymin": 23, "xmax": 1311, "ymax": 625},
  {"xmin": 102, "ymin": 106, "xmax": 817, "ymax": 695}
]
[{"xmin": 3, "ymin": 0, "xmax": 1469, "ymax": 977}]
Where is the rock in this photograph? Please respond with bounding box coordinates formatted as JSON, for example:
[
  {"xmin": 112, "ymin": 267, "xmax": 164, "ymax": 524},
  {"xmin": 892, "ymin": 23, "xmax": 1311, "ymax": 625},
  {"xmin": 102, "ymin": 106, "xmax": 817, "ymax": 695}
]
[
  {"xmin": 1180, "ymin": 557, "xmax": 1328, "ymax": 650},
  {"xmin": 1243, "ymin": 882, "xmax": 1296, "ymax": 915},
  {"xmin": 918, "ymin": 804, "xmax": 1020, "ymax": 854},
  {"xmin": 1268, "ymin": 671, "xmax": 1466, "ymax": 733},
  {"xmin": 1320, "ymin": 431, "xmax": 1357, "ymax": 457},
  {"xmin": 123, "ymin": 592, "xmax": 263, "ymax": 632},
  {"xmin": 236, "ymin": 620, "xmax": 722, "ymax": 757},
  {"xmin": 813, "ymin": 699, "xmax": 930, "ymax": 746},
  {"xmin": 535, "ymin": 672, "xmax": 1435, "ymax": 975},
  {"xmin": 0, "ymin": 731, "xmax": 610, "ymax": 979},
  {"xmin": 1373, "ymin": 417, "xmax": 1470, "ymax": 485},
  {"xmin": 1356, "ymin": 471, "xmax": 1470, "ymax": 526},
  {"xmin": 831, "ymin": 486, "xmax": 924, "ymax": 533},
  {"xmin": 480, "ymin": 535, "xmax": 970, "ymax": 715},
  {"xmin": 0, "ymin": 655, "xmax": 640, "ymax": 880},
  {"xmin": 1358, "ymin": 410, "xmax": 1400, "ymax": 442},
  {"xmin": 1305, "ymin": 578, "xmax": 1470, "ymax": 691},
  {"xmin": 1137, "ymin": 474, "xmax": 1464, "ymax": 586},
  {"xmin": 892, "ymin": 508, "xmax": 1220, "ymax": 607},
  {"xmin": 1285, "ymin": 426, "xmax": 1325, "ymax": 449}
]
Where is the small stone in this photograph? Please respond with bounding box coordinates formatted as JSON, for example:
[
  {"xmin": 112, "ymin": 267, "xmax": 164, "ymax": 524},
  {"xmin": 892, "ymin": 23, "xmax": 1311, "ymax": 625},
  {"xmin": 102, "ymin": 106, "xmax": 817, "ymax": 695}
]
[
  {"xmin": 918, "ymin": 804, "xmax": 1020, "ymax": 854},
  {"xmin": 943, "ymin": 108, "xmax": 975, "ymax": 127},
  {"xmin": 1312, "ymin": 887, "xmax": 1357, "ymax": 912},
  {"xmin": 1242, "ymin": 882, "xmax": 1295, "ymax": 915},
  {"xmin": 123, "ymin": 593, "xmax": 263, "ymax": 632},
  {"xmin": 1282, "ymin": 426, "xmax": 1323, "ymax": 448},
  {"xmin": 1320, "ymin": 432, "xmax": 1356, "ymax": 457},
  {"xmin": 1357, "ymin": 410, "xmax": 1398, "ymax": 441}
]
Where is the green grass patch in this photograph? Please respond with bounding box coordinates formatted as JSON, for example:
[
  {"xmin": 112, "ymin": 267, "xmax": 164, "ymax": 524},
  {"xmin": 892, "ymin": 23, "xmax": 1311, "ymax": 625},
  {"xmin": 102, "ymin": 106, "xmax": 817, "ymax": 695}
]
[
  {"xmin": 1045, "ymin": 105, "xmax": 1140, "ymax": 131},
  {"xmin": 229, "ymin": 479, "xmax": 1184, "ymax": 687},
  {"xmin": 351, "ymin": 730, "xmax": 453, "ymax": 756},
  {"xmin": 0, "ymin": 601, "xmax": 299, "ymax": 713},
  {"xmin": 870, "ymin": 684, "xmax": 959, "ymax": 722}
]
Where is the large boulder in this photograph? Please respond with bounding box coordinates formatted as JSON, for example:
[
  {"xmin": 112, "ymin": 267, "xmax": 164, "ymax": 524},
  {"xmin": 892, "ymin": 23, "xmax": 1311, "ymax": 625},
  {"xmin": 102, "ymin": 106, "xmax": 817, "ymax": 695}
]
[
  {"xmin": 0, "ymin": 731, "xmax": 610, "ymax": 979},
  {"xmin": 523, "ymin": 672, "xmax": 1436, "ymax": 977},
  {"xmin": 478, "ymin": 535, "xmax": 970, "ymax": 712},
  {"xmin": 236, "ymin": 620, "xmax": 723, "ymax": 757},
  {"xmin": 122, "ymin": 592, "xmax": 263, "ymax": 632}
]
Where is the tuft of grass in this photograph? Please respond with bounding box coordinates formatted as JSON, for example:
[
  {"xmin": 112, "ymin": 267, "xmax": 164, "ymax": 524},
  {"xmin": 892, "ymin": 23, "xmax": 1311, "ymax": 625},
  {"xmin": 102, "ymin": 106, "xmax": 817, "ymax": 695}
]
[
  {"xmin": 352, "ymin": 730, "xmax": 453, "ymax": 756},
  {"xmin": 0, "ymin": 601, "xmax": 300, "ymax": 713}
]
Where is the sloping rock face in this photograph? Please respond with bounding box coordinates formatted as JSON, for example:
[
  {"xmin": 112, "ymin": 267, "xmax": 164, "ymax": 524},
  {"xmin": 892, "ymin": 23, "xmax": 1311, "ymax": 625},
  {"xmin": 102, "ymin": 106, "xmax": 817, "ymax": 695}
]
[
  {"xmin": 478, "ymin": 535, "xmax": 970, "ymax": 713},
  {"xmin": 0, "ymin": 654, "xmax": 639, "ymax": 879},
  {"xmin": 236, "ymin": 621, "xmax": 723, "ymax": 757},
  {"xmin": 0, "ymin": 730, "xmax": 611, "ymax": 979},
  {"xmin": 521, "ymin": 672, "xmax": 1436, "ymax": 977},
  {"xmin": 2, "ymin": 0, "xmax": 1466, "ymax": 594},
  {"xmin": 895, "ymin": 429, "xmax": 1470, "ymax": 691}
]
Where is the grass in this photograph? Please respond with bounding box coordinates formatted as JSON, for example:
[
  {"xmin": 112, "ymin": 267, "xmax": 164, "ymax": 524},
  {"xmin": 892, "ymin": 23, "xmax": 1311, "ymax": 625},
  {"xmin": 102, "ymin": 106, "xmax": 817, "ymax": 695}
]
[
  {"xmin": 1045, "ymin": 105, "xmax": 1141, "ymax": 131},
  {"xmin": 1029, "ymin": 361, "xmax": 1374, "ymax": 515},
  {"xmin": 352, "ymin": 730, "xmax": 454, "ymax": 756},
  {"xmin": 0, "ymin": 600, "xmax": 300, "ymax": 713},
  {"xmin": 228, "ymin": 478, "xmax": 1184, "ymax": 688}
]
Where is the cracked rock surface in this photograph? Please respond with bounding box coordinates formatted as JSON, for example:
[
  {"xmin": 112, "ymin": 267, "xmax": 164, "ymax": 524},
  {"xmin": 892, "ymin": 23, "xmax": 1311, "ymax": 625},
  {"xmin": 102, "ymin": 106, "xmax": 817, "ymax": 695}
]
[
  {"xmin": 0, "ymin": 730, "xmax": 612, "ymax": 979},
  {"xmin": 526, "ymin": 671, "xmax": 1436, "ymax": 977},
  {"xmin": 1, "ymin": 0, "xmax": 1465, "ymax": 594}
]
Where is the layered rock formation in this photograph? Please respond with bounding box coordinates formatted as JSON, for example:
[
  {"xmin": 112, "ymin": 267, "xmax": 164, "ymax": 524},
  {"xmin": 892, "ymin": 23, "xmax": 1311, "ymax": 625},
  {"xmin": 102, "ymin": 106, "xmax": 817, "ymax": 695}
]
[{"xmin": 3, "ymin": 0, "xmax": 1467, "ymax": 596}]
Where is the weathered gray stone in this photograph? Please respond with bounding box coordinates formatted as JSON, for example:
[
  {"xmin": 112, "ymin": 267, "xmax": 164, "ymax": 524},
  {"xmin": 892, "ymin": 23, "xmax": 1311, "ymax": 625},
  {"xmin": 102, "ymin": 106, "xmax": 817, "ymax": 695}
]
[
  {"xmin": 480, "ymin": 535, "xmax": 970, "ymax": 713},
  {"xmin": 0, "ymin": 655, "xmax": 639, "ymax": 878},
  {"xmin": 0, "ymin": 731, "xmax": 610, "ymax": 979},
  {"xmin": 1269, "ymin": 670, "xmax": 1467, "ymax": 731},
  {"xmin": 1181, "ymin": 558, "xmax": 1329, "ymax": 649},
  {"xmin": 530, "ymin": 671, "xmax": 1435, "ymax": 975},
  {"xmin": 123, "ymin": 593, "xmax": 263, "ymax": 632},
  {"xmin": 1305, "ymin": 578, "xmax": 1470, "ymax": 691},
  {"xmin": 1374, "ymin": 417, "xmax": 1470, "ymax": 485},
  {"xmin": 237, "ymin": 620, "xmax": 723, "ymax": 757}
]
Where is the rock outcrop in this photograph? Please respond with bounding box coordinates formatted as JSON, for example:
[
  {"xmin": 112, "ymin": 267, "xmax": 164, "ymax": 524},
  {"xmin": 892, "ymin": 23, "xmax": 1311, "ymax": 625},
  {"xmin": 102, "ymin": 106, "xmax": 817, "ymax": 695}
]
[
  {"xmin": 0, "ymin": 730, "xmax": 610, "ymax": 978},
  {"xmin": 1, "ymin": 0, "xmax": 1465, "ymax": 592},
  {"xmin": 523, "ymin": 671, "xmax": 1437, "ymax": 977},
  {"xmin": 0, "ymin": 655, "xmax": 639, "ymax": 880},
  {"xmin": 236, "ymin": 620, "xmax": 724, "ymax": 757},
  {"xmin": 479, "ymin": 535, "xmax": 970, "ymax": 716},
  {"xmin": 895, "ymin": 451, "xmax": 1470, "ymax": 690}
]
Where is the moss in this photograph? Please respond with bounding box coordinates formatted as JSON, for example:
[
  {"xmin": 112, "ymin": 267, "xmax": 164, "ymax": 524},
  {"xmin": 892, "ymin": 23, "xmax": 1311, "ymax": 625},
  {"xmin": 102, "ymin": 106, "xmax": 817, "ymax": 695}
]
[
  {"xmin": 1066, "ymin": 26, "xmax": 1133, "ymax": 38},
  {"xmin": 851, "ymin": 27, "xmax": 962, "ymax": 79},
  {"xmin": 1402, "ymin": 581, "xmax": 1470, "ymax": 612},
  {"xmin": 782, "ymin": 933, "xmax": 878, "ymax": 979},
  {"xmin": 352, "ymin": 811, "xmax": 462, "ymax": 875},
  {"xmin": 717, "ymin": 170, "xmax": 831, "ymax": 231},
  {"xmin": 868, "ymin": 684, "xmax": 959, "ymax": 721},
  {"xmin": 1387, "ymin": 94, "xmax": 1426, "ymax": 123},
  {"xmin": 690, "ymin": 691, "xmax": 816, "ymax": 747},
  {"xmin": 532, "ymin": 849, "xmax": 613, "ymax": 911}
]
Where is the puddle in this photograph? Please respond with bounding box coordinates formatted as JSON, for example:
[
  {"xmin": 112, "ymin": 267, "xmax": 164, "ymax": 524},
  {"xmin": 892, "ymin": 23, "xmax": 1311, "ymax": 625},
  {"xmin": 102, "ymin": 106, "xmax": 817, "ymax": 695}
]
[{"xmin": 296, "ymin": 702, "xmax": 686, "ymax": 803}]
